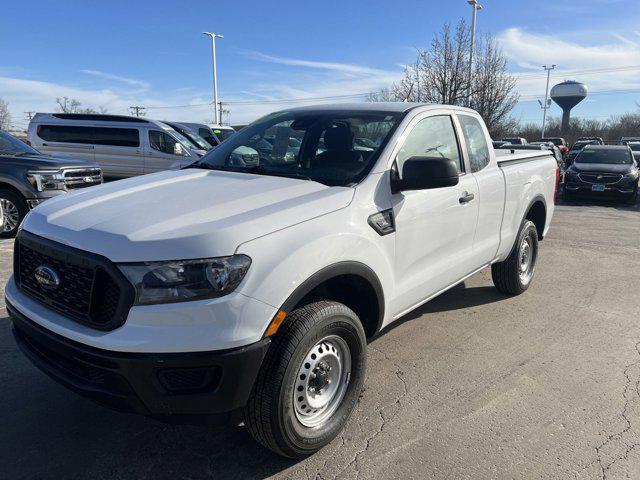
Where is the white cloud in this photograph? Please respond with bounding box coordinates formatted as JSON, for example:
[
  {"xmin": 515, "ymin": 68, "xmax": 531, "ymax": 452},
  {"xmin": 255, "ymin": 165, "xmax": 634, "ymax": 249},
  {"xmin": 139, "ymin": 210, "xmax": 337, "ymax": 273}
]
[
  {"xmin": 498, "ymin": 28, "xmax": 640, "ymax": 101},
  {"xmin": 81, "ymin": 69, "xmax": 149, "ymax": 90}
]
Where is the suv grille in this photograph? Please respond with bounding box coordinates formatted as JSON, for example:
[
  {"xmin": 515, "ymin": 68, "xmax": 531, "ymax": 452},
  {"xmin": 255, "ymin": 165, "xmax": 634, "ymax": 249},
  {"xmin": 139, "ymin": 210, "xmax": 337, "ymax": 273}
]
[
  {"xmin": 14, "ymin": 232, "xmax": 134, "ymax": 330},
  {"xmin": 578, "ymin": 172, "xmax": 622, "ymax": 184},
  {"xmin": 63, "ymin": 168, "xmax": 103, "ymax": 190}
]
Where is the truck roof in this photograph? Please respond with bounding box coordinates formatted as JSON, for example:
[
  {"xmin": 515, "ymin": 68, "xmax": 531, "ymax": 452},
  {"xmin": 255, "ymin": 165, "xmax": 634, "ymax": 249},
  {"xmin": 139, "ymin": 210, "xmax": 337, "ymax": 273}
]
[{"xmin": 283, "ymin": 102, "xmax": 477, "ymax": 115}]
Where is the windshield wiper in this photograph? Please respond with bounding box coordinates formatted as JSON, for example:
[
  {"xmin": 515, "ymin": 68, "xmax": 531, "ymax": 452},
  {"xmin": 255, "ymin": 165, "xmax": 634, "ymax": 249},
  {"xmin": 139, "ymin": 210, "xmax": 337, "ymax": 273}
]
[{"xmin": 192, "ymin": 163, "xmax": 312, "ymax": 181}]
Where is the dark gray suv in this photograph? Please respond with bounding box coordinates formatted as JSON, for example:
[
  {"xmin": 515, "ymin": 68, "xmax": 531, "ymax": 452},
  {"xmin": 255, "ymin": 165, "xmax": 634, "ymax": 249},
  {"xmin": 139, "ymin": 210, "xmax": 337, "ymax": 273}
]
[{"xmin": 0, "ymin": 131, "xmax": 102, "ymax": 237}]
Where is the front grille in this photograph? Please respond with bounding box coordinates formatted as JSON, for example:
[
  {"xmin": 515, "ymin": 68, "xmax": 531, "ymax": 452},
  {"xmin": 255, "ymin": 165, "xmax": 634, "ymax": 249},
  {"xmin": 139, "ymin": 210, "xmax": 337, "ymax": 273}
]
[
  {"xmin": 14, "ymin": 232, "xmax": 134, "ymax": 330},
  {"xmin": 63, "ymin": 168, "xmax": 103, "ymax": 190},
  {"xmin": 578, "ymin": 172, "xmax": 622, "ymax": 184}
]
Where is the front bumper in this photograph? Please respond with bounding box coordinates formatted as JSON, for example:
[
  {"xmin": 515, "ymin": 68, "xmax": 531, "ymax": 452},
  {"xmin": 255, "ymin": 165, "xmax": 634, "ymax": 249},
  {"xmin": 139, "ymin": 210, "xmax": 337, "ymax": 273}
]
[
  {"xmin": 9, "ymin": 301, "xmax": 270, "ymax": 417},
  {"xmin": 564, "ymin": 179, "xmax": 637, "ymax": 197}
]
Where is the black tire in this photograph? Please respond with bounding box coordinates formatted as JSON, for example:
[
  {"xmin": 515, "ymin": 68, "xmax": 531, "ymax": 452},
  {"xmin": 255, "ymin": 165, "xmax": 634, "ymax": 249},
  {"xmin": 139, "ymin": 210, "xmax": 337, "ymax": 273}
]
[
  {"xmin": 492, "ymin": 220, "xmax": 538, "ymax": 295},
  {"xmin": 243, "ymin": 300, "xmax": 367, "ymax": 458},
  {"xmin": 0, "ymin": 189, "xmax": 28, "ymax": 239}
]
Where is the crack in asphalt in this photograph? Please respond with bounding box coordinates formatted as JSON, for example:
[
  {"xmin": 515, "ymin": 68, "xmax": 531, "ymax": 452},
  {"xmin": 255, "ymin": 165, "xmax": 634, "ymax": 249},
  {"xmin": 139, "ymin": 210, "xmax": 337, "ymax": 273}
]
[
  {"xmin": 324, "ymin": 345, "xmax": 409, "ymax": 479},
  {"xmin": 585, "ymin": 341, "xmax": 640, "ymax": 479}
]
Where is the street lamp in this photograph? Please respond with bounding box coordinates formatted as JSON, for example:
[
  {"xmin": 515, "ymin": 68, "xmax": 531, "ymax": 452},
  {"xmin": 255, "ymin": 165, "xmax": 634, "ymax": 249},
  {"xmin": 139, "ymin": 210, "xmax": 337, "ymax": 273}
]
[
  {"xmin": 541, "ymin": 64, "xmax": 556, "ymax": 138},
  {"xmin": 467, "ymin": 0, "xmax": 483, "ymax": 105},
  {"xmin": 203, "ymin": 32, "xmax": 223, "ymax": 125}
]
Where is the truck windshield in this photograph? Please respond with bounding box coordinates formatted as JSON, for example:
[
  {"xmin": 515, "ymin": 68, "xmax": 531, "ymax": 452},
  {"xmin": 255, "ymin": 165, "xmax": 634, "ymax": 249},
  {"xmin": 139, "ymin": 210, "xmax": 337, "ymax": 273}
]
[
  {"xmin": 195, "ymin": 111, "xmax": 401, "ymax": 187},
  {"xmin": 0, "ymin": 131, "xmax": 40, "ymax": 156},
  {"xmin": 213, "ymin": 128, "xmax": 235, "ymax": 142},
  {"xmin": 576, "ymin": 148, "xmax": 633, "ymax": 165}
]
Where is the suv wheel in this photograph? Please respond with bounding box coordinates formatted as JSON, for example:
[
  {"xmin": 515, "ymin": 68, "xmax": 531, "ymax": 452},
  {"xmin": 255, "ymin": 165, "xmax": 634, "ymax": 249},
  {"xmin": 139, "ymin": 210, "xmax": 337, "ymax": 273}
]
[
  {"xmin": 0, "ymin": 190, "xmax": 28, "ymax": 238},
  {"xmin": 243, "ymin": 300, "xmax": 367, "ymax": 458},
  {"xmin": 492, "ymin": 220, "xmax": 539, "ymax": 295}
]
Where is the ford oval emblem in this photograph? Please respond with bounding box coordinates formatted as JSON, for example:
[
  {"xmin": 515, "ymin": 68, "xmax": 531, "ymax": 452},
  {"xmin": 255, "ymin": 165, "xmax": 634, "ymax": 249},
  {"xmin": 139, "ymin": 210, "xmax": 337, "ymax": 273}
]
[
  {"xmin": 34, "ymin": 265, "xmax": 61, "ymax": 289},
  {"xmin": 83, "ymin": 176, "xmax": 93, "ymax": 183}
]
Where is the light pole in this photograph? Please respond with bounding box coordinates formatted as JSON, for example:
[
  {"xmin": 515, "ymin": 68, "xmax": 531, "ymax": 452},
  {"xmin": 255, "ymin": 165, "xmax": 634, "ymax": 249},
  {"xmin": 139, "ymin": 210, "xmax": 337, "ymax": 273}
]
[
  {"xmin": 467, "ymin": 0, "xmax": 483, "ymax": 105},
  {"xmin": 203, "ymin": 31, "xmax": 223, "ymax": 125},
  {"xmin": 540, "ymin": 64, "xmax": 556, "ymax": 138}
]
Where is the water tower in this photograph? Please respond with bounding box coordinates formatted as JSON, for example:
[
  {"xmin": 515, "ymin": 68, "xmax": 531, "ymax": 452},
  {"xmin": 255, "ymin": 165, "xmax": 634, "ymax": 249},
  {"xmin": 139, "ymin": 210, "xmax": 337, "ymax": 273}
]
[{"xmin": 550, "ymin": 80, "xmax": 588, "ymax": 133}]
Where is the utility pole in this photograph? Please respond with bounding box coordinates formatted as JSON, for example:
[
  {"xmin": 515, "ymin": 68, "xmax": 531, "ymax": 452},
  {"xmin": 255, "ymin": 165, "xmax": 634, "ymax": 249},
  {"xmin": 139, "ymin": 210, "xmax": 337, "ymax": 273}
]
[
  {"xmin": 203, "ymin": 31, "xmax": 223, "ymax": 125},
  {"xmin": 24, "ymin": 112, "xmax": 35, "ymax": 122},
  {"xmin": 467, "ymin": 0, "xmax": 483, "ymax": 106},
  {"xmin": 130, "ymin": 105, "xmax": 146, "ymax": 117},
  {"xmin": 540, "ymin": 65, "xmax": 556, "ymax": 139}
]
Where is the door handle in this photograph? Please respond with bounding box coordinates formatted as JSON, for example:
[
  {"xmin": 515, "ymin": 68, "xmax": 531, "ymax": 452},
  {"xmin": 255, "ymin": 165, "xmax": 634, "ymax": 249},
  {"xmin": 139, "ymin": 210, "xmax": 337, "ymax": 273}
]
[{"xmin": 459, "ymin": 192, "xmax": 475, "ymax": 204}]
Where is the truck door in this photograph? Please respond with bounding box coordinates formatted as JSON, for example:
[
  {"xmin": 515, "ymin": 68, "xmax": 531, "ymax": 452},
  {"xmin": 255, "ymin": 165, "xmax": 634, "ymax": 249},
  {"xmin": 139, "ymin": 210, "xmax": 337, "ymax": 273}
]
[
  {"xmin": 455, "ymin": 114, "xmax": 505, "ymax": 267},
  {"xmin": 391, "ymin": 113, "xmax": 480, "ymax": 314}
]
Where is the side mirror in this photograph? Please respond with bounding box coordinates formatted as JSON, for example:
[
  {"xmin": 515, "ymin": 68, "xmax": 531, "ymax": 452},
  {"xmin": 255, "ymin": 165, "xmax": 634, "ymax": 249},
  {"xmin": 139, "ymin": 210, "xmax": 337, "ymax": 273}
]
[
  {"xmin": 173, "ymin": 143, "xmax": 185, "ymax": 156},
  {"xmin": 392, "ymin": 156, "xmax": 460, "ymax": 193}
]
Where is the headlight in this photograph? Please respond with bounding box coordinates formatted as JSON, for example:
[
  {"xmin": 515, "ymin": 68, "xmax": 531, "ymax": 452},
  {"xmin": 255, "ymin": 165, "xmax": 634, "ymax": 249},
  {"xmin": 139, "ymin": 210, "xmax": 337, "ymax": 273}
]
[
  {"xmin": 118, "ymin": 255, "xmax": 251, "ymax": 305},
  {"xmin": 623, "ymin": 170, "xmax": 639, "ymax": 180},
  {"xmin": 27, "ymin": 170, "xmax": 65, "ymax": 191}
]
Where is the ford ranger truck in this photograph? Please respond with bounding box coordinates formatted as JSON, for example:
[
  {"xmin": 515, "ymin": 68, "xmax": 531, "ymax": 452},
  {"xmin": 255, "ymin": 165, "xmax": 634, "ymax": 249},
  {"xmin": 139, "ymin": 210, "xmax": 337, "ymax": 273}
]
[{"xmin": 6, "ymin": 104, "xmax": 557, "ymax": 458}]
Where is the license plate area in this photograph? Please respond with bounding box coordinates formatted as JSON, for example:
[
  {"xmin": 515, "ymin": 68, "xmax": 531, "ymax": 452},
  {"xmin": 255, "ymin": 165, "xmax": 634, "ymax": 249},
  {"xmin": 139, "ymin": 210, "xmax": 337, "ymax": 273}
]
[{"xmin": 591, "ymin": 184, "xmax": 605, "ymax": 192}]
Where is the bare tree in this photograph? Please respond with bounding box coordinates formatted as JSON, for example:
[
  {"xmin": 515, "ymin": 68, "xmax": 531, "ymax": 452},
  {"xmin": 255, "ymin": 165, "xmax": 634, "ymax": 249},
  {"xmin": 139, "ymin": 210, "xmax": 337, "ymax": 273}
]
[
  {"xmin": 0, "ymin": 97, "xmax": 11, "ymax": 130},
  {"xmin": 468, "ymin": 33, "xmax": 519, "ymax": 136},
  {"xmin": 369, "ymin": 19, "xmax": 519, "ymax": 136},
  {"xmin": 56, "ymin": 96, "xmax": 107, "ymax": 114}
]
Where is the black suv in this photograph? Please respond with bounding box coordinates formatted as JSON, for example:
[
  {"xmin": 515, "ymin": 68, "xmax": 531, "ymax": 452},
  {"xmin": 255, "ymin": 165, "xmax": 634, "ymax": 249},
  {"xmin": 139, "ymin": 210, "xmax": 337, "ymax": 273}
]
[
  {"xmin": 563, "ymin": 145, "xmax": 638, "ymax": 204},
  {"xmin": 0, "ymin": 131, "xmax": 102, "ymax": 237}
]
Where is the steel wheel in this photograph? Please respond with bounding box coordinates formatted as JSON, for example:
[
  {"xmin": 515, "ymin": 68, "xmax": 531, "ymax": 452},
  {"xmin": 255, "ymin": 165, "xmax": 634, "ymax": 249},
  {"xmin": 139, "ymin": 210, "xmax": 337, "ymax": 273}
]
[
  {"xmin": 1, "ymin": 199, "xmax": 19, "ymax": 233},
  {"xmin": 293, "ymin": 335, "xmax": 352, "ymax": 428},
  {"xmin": 518, "ymin": 233, "xmax": 536, "ymax": 285}
]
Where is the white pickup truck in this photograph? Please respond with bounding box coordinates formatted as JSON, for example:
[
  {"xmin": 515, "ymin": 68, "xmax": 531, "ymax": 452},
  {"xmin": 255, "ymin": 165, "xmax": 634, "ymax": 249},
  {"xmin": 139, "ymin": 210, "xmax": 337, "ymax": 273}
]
[{"xmin": 6, "ymin": 103, "xmax": 557, "ymax": 458}]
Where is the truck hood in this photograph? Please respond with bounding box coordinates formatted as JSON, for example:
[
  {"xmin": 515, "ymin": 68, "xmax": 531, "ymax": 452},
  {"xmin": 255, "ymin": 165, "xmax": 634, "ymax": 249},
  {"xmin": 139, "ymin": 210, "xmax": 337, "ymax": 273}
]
[
  {"xmin": 0, "ymin": 153, "xmax": 98, "ymax": 170},
  {"xmin": 572, "ymin": 163, "xmax": 634, "ymax": 173},
  {"xmin": 23, "ymin": 168, "xmax": 354, "ymax": 262}
]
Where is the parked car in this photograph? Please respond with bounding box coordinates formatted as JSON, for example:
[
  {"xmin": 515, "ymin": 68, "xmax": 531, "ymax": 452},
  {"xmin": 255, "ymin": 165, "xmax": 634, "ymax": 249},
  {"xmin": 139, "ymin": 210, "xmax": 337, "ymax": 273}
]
[
  {"xmin": 540, "ymin": 137, "xmax": 568, "ymax": 155},
  {"xmin": 565, "ymin": 139, "xmax": 601, "ymax": 166},
  {"xmin": 576, "ymin": 136, "xmax": 604, "ymax": 145},
  {"xmin": 492, "ymin": 140, "xmax": 510, "ymax": 148},
  {"xmin": 7, "ymin": 103, "xmax": 556, "ymax": 458},
  {"xmin": 0, "ymin": 130, "xmax": 102, "ymax": 237},
  {"xmin": 28, "ymin": 113, "xmax": 204, "ymax": 179},
  {"xmin": 628, "ymin": 141, "xmax": 640, "ymax": 163},
  {"xmin": 619, "ymin": 136, "xmax": 640, "ymax": 145},
  {"xmin": 179, "ymin": 123, "xmax": 235, "ymax": 147},
  {"xmin": 501, "ymin": 137, "xmax": 528, "ymax": 145},
  {"xmin": 563, "ymin": 145, "xmax": 638, "ymax": 204}
]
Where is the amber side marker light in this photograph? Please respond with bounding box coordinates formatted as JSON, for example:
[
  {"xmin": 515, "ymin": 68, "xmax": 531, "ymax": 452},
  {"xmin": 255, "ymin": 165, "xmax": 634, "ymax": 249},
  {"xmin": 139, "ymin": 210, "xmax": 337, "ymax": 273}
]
[{"xmin": 264, "ymin": 310, "xmax": 287, "ymax": 337}]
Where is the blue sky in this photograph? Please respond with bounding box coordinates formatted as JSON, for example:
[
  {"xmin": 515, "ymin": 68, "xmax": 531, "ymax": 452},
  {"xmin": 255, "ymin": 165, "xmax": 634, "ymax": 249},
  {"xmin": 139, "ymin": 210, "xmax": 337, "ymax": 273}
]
[{"xmin": 1, "ymin": 0, "xmax": 639, "ymax": 129}]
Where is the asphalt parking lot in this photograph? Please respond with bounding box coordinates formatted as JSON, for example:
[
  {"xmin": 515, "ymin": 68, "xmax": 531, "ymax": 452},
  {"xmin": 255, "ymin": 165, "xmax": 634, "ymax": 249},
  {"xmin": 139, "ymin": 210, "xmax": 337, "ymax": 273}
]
[{"xmin": 1, "ymin": 198, "xmax": 639, "ymax": 480}]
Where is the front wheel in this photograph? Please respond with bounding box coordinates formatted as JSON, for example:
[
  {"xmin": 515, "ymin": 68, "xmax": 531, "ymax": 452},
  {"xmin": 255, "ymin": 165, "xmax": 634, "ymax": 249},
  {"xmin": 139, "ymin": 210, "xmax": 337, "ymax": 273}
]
[
  {"xmin": 492, "ymin": 220, "xmax": 539, "ymax": 295},
  {"xmin": 243, "ymin": 300, "xmax": 367, "ymax": 458},
  {"xmin": 0, "ymin": 189, "xmax": 28, "ymax": 238}
]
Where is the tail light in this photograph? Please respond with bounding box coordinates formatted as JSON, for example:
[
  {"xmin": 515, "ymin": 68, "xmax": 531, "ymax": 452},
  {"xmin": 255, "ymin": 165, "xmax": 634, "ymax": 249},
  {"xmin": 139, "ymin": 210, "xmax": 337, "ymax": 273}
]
[{"xmin": 554, "ymin": 167, "xmax": 559, "ymax": 203}]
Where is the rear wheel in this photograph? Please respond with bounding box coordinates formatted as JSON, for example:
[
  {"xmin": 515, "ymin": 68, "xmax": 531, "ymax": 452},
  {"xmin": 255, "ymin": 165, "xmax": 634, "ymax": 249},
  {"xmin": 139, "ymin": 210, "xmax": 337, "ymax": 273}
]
[
  {"xmin": 0, "ymin": 189, "xmax": 28, "ymax": 238},
  {"xmin": 492, "ymin": 220, "xmax": 538, "ymax": 295},
  {"xmin": 243, "ymin": 300, "xmax": 367, "ymax": 458}
]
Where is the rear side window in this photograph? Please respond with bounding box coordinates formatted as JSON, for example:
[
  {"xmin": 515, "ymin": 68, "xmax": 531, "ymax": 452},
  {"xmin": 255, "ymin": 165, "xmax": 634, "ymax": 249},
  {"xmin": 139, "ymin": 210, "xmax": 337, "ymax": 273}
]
[
  {"xmin": 37, "ymin": 125, "xmax": 93, "ymax": 144},
  {"xmin": 93, "ymin": 127, "xmax": 139, "ymax": 147},
  {"xmin": 37, "ymin": 125, "xmax": 140, "ymax": 147},
  {"xmin": 397, "ymin": 115, "xmax": 463, "ymax": 174},
  {"xmin": 458, "ymin": 115, "xmax": 490, "ymax": 172}
]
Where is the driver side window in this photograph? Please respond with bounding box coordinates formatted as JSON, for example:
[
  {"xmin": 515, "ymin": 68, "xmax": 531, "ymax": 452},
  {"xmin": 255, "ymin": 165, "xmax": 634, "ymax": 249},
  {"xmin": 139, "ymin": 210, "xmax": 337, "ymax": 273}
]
[
  {"xmin": 397, "ymin": 115, "xmax": 462, "ymax": 175},
  {"xmin": 149, "ymin": 130, "xmax": 178, "ymax": 155}
]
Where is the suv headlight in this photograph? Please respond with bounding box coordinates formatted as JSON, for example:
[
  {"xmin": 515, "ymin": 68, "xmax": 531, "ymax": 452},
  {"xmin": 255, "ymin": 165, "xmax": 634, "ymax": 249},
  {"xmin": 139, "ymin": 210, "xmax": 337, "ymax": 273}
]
[
  {"xmin": 118, "ymin": 255, "xmax": 251, "ymax": 305},
  {"xmin": 27, "ymin": 170, "xmax": 65, "ymax": 191},
  {"xmin": 623, "ymin": 170, "xmax": 639, "ymax": 180}
]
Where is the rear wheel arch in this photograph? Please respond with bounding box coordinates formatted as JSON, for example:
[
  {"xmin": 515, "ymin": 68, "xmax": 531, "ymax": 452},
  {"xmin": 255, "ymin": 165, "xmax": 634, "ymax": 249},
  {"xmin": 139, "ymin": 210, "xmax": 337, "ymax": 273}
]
[
  {"xmin": 524, "ymin": 196, "xmax": 547, "ymax": 240},
  {"xmin": 278, "ymin": 261, "xmax": 385, "ymax": 339}
]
